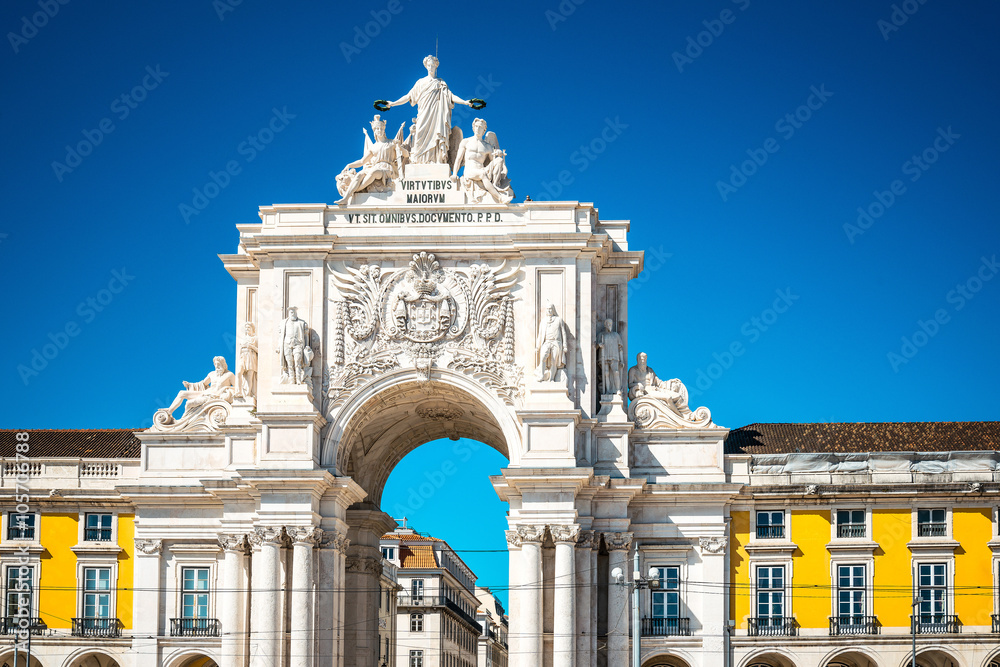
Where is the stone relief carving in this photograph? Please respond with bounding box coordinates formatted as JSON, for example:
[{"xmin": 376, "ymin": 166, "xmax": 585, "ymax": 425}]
[
  {"xmin": 504, "ymin": 530, "xmax": 522, "ymax": 548},
  {"xmin": 345, "ymin": 556, "xmax": 384, "ymax": 577},
  {"xmin": 277, "ymin": 308, "xmax": 315, "ymax": 389},
  {"xmin": 236, "ymin": 322, "xmax": 258, "ymax": 402},
  {"xmin": 576, "ymin": 530, "xmax": 596, "ymax": 550},
  {"xmin": 319, "ymin": 530, "xmax": 351, "ymax": 554},
  {"xmin": 381, "ymin": 55, "xmax": 478, "ymax": 165},
  {"xmin": 288, "ymin": 526, "xmax": 323, "ymax": 545},
  {"xmin": 626, "ymin": 352, "xmax": 714, "ymax": 429},
  {"xmin": 596, "ymin": 318, "xmax": 624, "ymax": 397},
  {"xmin": 550, "ymin": 525, "xmax": 581, "ymax": 544},
  {"xmin": 327, "ymin": 253, "xmax": 520, "ymax": 410},
  {"xmin": 516, "ymin": 525, "xmax": 547, "ymax": 544},
  {"xmin": 416, "ymin": 405, "xmax": 464, "ymax": 422},
  {"xmin": 698, "ymin": 536, "xmax": 728, "ymax": 554},
  {"xmin": 603, "ymin": 531, "xmax": 633, "ymax": 551},
  {"xmin": 218, "ymin": 533, "xmax": 247, "ymax": 553},
  {"xmin": 452, "ymin": 118, "xmax": 514, "ymax": 204},
  {"xmin": 535, "ymin": 302, "xmax": 570, "ymax": 384},
  {"xmin": 135, "ymin": 539, "xmax": 163, "ymax": 555},
  {"xmin": 249, "ymin": 526, "xmax": 285, "ymax": 547},
  {"xmin": 335, "ymin": 115, "xmax": 408, "ymax": 206},
  {"xmin": 150, "ymin": 356, "xmax": 235, "ymax": 433}
]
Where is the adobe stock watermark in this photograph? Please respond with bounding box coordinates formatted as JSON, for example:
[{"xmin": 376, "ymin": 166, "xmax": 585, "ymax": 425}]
[
  {"xmin": 451, "ymin": 75, "xmax": 502, "ymax": 128},
  {"xmin": 213, "ymin": 0, "xmax": 245, "ymax": 21},
  {"xmin": 51, "ymin": 65, "xmax": 170, "ymax": 182},
  {"xmin": 878, "ymin": 0, "xmax": 930, "ymax": 41},
  {"xmin": 388, "ymin": 440, "xmax": 483, "ymax": 517},
  {"xmin": 689, "ymin": 288, "xmax": 799, "ymax": 396},
  {"xmin": 533, "ymin": 117, "xmax": 628, "ymax": 201},
  {"xmin": 179, "ymin": 106, "xmax": 296, "ymax": 224},
  {"xmin": 544, "ymin": 0, "xmax": 587, "ymax": 31},
  {"xmin": 672, "ymin": 0, "xmax": 751, "ymax": 73},
  {"xmin": 717, "ymin": 84, "xmax": 833, "ymax": 201},
  {"xmin": 887, "ymin": 255, "xmax": 997, "ymax": 373},
  {"xmin": 340, "ymin": 0, "xmax": 407, "ymax": 63},
  {"xmin": 627, "ymin": 246, "xmax": 673, "ymax": 299},
  {"xmin": 843, "ymin": 126, "xmax": 960, "ymax": 244},
  {"xmin": 7, "ymin": 0, "xmax": 70, "ymax": 54},
  {"xmin": 17, "ymin": 268, "xmax": 135, "ymax": 385}
]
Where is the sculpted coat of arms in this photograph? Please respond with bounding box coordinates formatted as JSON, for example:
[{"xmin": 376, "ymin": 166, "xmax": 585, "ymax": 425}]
[{"xmin": 326, "ymin": 252, "xmax": 520, "ymax": 411}]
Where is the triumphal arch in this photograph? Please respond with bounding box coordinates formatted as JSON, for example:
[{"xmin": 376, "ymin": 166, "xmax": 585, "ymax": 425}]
[{"xmin": 132, "ymin": 57, "xmax": 732, "ymax": 667}]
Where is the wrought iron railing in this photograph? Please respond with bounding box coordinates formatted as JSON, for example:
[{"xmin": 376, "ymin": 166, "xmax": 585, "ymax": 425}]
[
  {"xmin": 911, "ymin": 614, "xmax": 959, "ymax": 634},
  {"xmin": 756, "ymin": 525, "xmax": 785, "ymax": 539},
  {"xmin": 0, "ymin": 616, "xmax": 47, "ymax": 635},
  {"xmin": 829, "ymin": 615, "xmax": 879, "ymax": 635},
  {"xmin": 85, "ymin": 527, "xmax": 113, "ymax": 541},
  {"xmin": 72, "ymin": 617, "xmax": 123, "ymax": 637},
  {"xmin": 992, "ymin": 614, "xmax": 999, "ymax": 633},
  {"xmin": 170, "ymin": 617, "xmax": 221, "ymax": 637},
  {"xmin": 917, "ymin": 523, "xmax": 946, "ymax": 537},
  {"xmin": 641, "ymin": 617, "xmax": 691, "ymax": 636},
  {"xmin": 836, "ymin": 524, "xmax": 866, "ymax": 538},
  {"xmin": 748, "ymin": 616, "xmax": 797, "ymax": 636}
]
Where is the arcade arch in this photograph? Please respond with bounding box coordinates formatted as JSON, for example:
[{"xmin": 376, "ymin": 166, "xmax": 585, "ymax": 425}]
[
  {"xmin": 642, "ymin": 652, "xmax": 693, "ymax": 667},
  {"xmin": 899, "ymin": 649, "xmax": 963, "ymax": 667},
  {"xmin": 740, "ymin": 650, "xmax": 799, "ymax": 667},
  {"xmin": 62, "ymin": 652, "xmax": 120, "ymax": 667},
  {"xmin": 0, "ymin": 652, "xmax": 45, "ymax": 667},
  {"xmin": 822, "ymin": 648, "xmax": 880, "ymax": 667}
]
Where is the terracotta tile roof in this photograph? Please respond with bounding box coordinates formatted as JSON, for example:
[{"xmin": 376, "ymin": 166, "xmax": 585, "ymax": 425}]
[
  {"xmin": 399, "ymin": 544, "xmax": 438, "ymax": 569},
  {"xmin": 381, "ymin": 533, "xmax": 443, "ymax": 542},
  {"xmin": 0, "ymin": 429, "xmax": 142, "ymax": 459},
  {"xmin": 725, "ymin": 422, "xmax": 1000, "ymax": 455}
]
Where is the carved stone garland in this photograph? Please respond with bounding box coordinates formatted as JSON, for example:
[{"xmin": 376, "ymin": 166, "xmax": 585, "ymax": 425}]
[{"xmin": 326, "ymin": 253, "xmax": 521, "ymax": 411}]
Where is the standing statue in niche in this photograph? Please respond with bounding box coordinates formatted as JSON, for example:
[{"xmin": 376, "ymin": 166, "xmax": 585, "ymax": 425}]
[
  {"xmin": 535, "ymin": 302, "xmax": 570, "ymax": 383},
  {"xmin": 151, "ymin": 356, "xmax": 236, "ymax": 431},
  {"xmin": 596, "ymin": 318, "xmax": 624, "ymax": 396},
  {"xmin": 451, "ymin": 118, "xmax": 514, "ymax": 204},
  {"xmin": 277, "ymin": 307, "xmax": 314, "ymax": 386},
  {"xmin": 380, "ymin": 55, "xmax": 479, "ymax": 164},
  {"xmin": 236, "ymin": 322, "xmax": 258, "ymax": 400},
  {"xmin": 335, "ymin": 115, "xmax": 408, "ymax": 205}
]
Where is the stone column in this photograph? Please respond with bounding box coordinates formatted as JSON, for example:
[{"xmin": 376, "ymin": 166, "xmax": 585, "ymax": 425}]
[
  {"xmin": 249, "ymin": 526, "xmax": 284, "ymax": 667},
  {"xmin": 604, "ymin": 532, "xmax": 632, "ymax": 667},
  {"xmin": 316, "ymin": 530, "xmax": 349, "ymax": 667},
  {"xmin": 575, "ymin": 531, "xmax": 595, "ymax": 667},
  {"xmin": 132, "ymin": 539, "xmax": 162, "ymax": 664},
  {"xmin": 518, "ymin": 525, "xmax": 546, "ymax": 665},
  {"xmin": 505, "ymin": 530, "xmax": 523, "ymax": 667},
  {"xmin": 699, "ymin": 537, "xmax": 729, "ymax": 667},
  {"xmin": 289, "ymin": 527, "xmax": 321, "ymax": 667},
  {"xmin": 590, "ymin": 538, "xmax": 599, "ymax": 663},
  {"xmin": 551, "ymin": 525, "xmax": 579, "ymax": 667},
  {"xmin": 218, "ymin": 534, "xmax": 247, "ymax": 667}
]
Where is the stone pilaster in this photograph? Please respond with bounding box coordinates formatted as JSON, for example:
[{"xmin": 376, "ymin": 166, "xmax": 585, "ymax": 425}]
[
  {"xmin": 575, "ymin": 530, "xmax": 595, "ymax": 667},
  {"xmin": 317, "ymin": 530, "xmax": 349, "ymax": 667},
  {"xmin": 505, "ymin": 529, "xmax": 523, "ymax": 667},
  {"xmin": 132, "ymin": 538, "xmax": 162, "ymax": 665}
]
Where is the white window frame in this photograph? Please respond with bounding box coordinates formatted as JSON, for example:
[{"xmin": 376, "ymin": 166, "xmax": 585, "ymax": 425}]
[
  {"xmin": 828, "ymin": 555, "xmax": 874, "ymax": 621},
  {"xmin": 910, "ymin": 557, "xmax": 954, "ymax": 622},
  {"xmin": 409, "ymin": 649, "xmax": 424, "ymax": 667},
  {"xmin": 752, "ymin": 509, "xmax": 789, "ymax": 542},
  {"xmin": 79, "ymin": 564, "xmax": 116, "ymax": 620},
  {"xmin": 168, "ymin": 548, "xmax": 219, "ymax": 623},
  {"xmin": 3, "ymin": 562, "xmax": 40, "ymax": 621},
  {"xmin": 180, "ymin": 566, "xmax": 213, "ymax": 620},
  {"xmin": 77, "ymin": 510, "xmax": 120, "ymax": 545},
  {"xmin": 912, "ymin": 506, "xmax": 952, "ymax": 540},
  {"xmin": 830, "ymin": 507, "xmax": 870, "ymax": 541},
  {"xmin": 2, "ymin": 511, "xmax": 40, "ymax": 543},
  {"xmin": 754, "ymin": 563, "xmax": 788, "ymax": 621},
  {"xmin": 410, "ymin": 612, "xmax": 424, "ymax": 632}
]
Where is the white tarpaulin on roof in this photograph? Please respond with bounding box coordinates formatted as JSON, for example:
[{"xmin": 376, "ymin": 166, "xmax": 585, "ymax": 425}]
[{"xmin": 750, "ymin": 450, "xmax": 1000, "ymax": 474}]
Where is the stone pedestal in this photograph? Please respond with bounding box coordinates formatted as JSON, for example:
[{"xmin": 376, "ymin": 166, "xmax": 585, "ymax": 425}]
[{"xmin": 597, "ymin": 393, "xmax": 628, "ymax": 422}]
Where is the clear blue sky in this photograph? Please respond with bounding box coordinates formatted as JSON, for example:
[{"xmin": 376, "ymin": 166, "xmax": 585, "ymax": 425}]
[{"xmin": 3, "ymin": 0, "xmax": 998, "ymax": 607}]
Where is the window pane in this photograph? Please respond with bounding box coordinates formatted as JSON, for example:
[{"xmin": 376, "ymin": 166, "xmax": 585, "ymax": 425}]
[
  {"xmin": 932, "ymin": 509, "xmax": 945, "ymax": 523},
  {"xmin": 918, "ymin": 509, "xmax": 929, "ymax": 523}
]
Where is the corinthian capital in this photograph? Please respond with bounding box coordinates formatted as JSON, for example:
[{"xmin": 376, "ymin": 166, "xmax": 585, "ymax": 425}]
[
  {"xmin": 218, "ymin": 533, "xmax": 246, "ymax": 553},
  {"xmin": 516, "ymin": 525, "xmax": 546, "ymax": 543},
  {"xmin": 319, "ymin": 530, "xmax": 350, "ymax": 554},
  {"xmin": 576, "ymin": 530, "xmax": 596, "ymax": 549},
  {"xmin": 603, "ymin": 531, "xmax": 633, "ymax": 551},
  {"xmin": 248, "ymin": 525, "xmax": 284, "ymax": 547},
  {"xmin": 289, "ymin": 526, "xmax": 323, "ymax": 546},
  {"xmin": 550, "ymin": 524, "xmax": 581, "ymax": 544},
  {"xmin": 505, "ymin": 530, "xmax": 522, "ymax": 548}
]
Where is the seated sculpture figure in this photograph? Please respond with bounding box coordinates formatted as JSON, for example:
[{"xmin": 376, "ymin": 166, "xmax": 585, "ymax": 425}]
[
  {"xmin": 335, "ymin": 115, "xmax": 408, "ymax": 205},
  {"xmin": 451, "ymin": 118, "xmax": 514, "ymax": 204},
  {"xmin": 626, "ymin": 352, "xmax": 713, "ymax": 428},
  {"xmin": 152, "ymin": 356, "xmax": 236, "ymax": 431}
]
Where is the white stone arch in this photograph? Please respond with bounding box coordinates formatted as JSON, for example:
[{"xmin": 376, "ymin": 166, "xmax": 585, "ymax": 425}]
[
  {"xmin": 0, "ymin": 650, "xmax": 47, "ymax": 667},
  {"xmin": 642, "ymin": 648, "xmax": 696, "ymax": 667},
  {"xmin": 163, "ymin": 647, "xmax": 220, "ymax": 667},
  {"xmin": 322, "ymin": 367, "xmax": 522, "ymax": 501},
  {"xmin": 739, "ymin": 647, "xmax": 800, "ymax": 667},
  {"xmin": 895, "ymin": 646, "xmax": 964, "ymax": 667},
  {"xmin": 60, "ymin": 648, "xmax": 123, "ymax": 667},
  {"xmin": 984, "ymin": 647, "xmax": 1000, "ymax": 667},
  {"xmin": 820, "ymin": 646, "xmax": 881, "ymax": 667}
]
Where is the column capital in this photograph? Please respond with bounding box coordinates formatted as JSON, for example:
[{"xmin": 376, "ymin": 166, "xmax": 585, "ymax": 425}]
[
  {"xmin": 135, "ymin": 538, "xmax": 162, "ymax": 556},
  {"xmin": 576, "ymin": 529, "xmax": 596, "ymax": 549},
  {"xmin": 318, "ymin": 529, "xmax": 350, "ymax": 553},
  {"xmin": 603, "ymin": 531, "xmax": 633, "ymax": 551},
  {"xmin": 698, "ymin": 536, "xmax": 728, "ymax": 554},
  {"xmin": 505, "ymin": 530, "xmax": 522, "ymax": 548},
  {"xmin": 550, "ymin": 524, "xmax": 580, "ymax": 544},
  {"xmin": 248, "ymin": 525, "xmax": 284, "ymax": 547},
  {"xmin": 288, "ymin": 525, "xmax": 323, "ymax": 546},
  {"xmin": 218, "ymin": 533, "xmax": 247, "ymax": 553},
  {"xmin": 517, "ymin": 524, "xmax": 546, "ymax": 544}
]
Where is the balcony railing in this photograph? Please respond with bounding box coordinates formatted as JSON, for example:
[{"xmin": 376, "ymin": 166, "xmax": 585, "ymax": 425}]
[
  {"xmin": 836, "ymin": 524, "xmax": 866, "ymax": 538},
  {"xmin": 756, "ymin": 525, "xmax": 785, "ymax": 539},
  {"xmin": 85, "ymin": 527, "xmax": 113, "ymax": 541},
  {"xmin": 748, "ymin": 616, "xmax": 797, "ymax": 636},
  {"xmin": 917, "ymin": 523, "xmax": 946, "ymax": 537},
  {"xmin": 72, "ymin": 617, "xmax": 123, "ymax": 637},
  {"xmin": 911, "ymin": 614, "xmax": 959, "ymax": 634},
  {"xmin": 829, "ymin": 615, "xmax": 879, "ymax": 635},
  {"xmin": 0, "ymin": 617, "xmax": 47, "ymax": 635},
  {"xmin": 170, "ymin": 617, "xmax": 221, "ymax": 637},
  {"xmin": 641, "ymin": 617, "xmax": 691, "ymax": 636},
  {"xmin": 397, "ymin": 595, "xmax": 482, "ymax": 633},
  {"xmin": 992, "ymin": 614, "xmax": 999, "ymax": 633}
]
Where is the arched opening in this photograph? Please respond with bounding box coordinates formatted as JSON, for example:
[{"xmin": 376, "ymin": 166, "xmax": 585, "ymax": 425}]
[
  {"xmin": 824, "ymin": 650, "xmax": 879, "ymax": 667},
  {"xmin": 643, "ymin": 653, "xmax": 692, "ymax": 667},
  {"xmin": 742, "ymin": 652, "xmax": 798, "ymax": 667},
  {"xmin": 170, "ymin": 656, "xmax": 218, "ymax": 667},
  {"xmin": 0, "ymin": 652, "xmax": 45, "ymax": 667},
  {"xmin": 63, "ymin": 654, "xmax": 120, "ymax": 667},
  {"xmin": 906, "ymin": 649, "xmax": 962, "ymax": 667}
]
